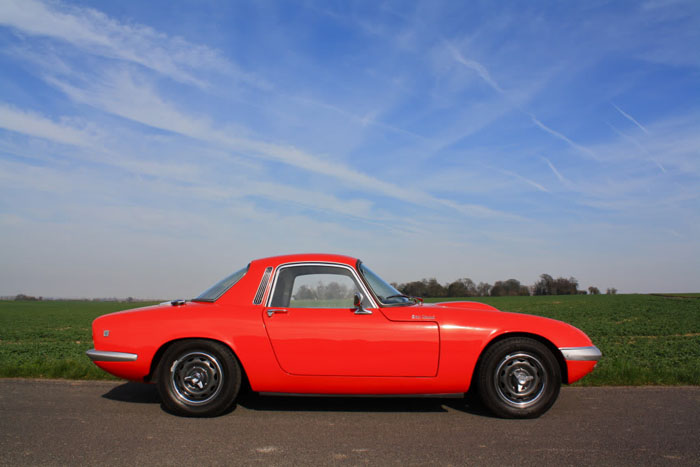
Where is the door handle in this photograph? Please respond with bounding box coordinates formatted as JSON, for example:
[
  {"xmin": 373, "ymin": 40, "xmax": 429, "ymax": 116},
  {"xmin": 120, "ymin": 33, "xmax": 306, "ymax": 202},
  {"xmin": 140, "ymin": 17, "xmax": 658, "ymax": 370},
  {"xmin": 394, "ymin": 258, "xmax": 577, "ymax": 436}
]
[{"xmin": 266, "ymin": 309, "xmax": 288, "ymax": 317}]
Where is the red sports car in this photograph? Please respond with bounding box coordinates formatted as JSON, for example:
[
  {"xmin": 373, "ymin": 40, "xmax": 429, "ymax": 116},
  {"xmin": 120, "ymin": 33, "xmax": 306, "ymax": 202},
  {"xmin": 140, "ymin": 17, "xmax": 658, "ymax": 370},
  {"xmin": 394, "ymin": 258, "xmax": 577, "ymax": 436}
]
[{"xmin": 87, "ymin": 254, "xmax": 601, "ymax": 418}]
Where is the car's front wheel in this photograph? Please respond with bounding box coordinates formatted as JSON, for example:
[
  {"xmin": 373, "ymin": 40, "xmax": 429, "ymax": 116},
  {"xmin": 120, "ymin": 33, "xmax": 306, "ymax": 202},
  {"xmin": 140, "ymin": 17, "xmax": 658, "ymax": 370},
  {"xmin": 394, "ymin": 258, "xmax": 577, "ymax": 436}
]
[
  {"xmin": 476, "ymin": 337, "xmax": 561, "ymax": 419},
  {"xmin": 157, "ymin": 339, "xmax": 241, "ymax": 417}
]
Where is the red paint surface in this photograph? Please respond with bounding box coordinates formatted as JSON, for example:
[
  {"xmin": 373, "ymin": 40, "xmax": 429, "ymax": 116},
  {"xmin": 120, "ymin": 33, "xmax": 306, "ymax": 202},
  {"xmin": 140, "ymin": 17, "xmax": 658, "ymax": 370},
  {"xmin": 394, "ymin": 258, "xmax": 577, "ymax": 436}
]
[
  {"xmin": 90, "ymin": 253, "xmax": 600, "ymax": 393},
  {"xmin": 566, "ymin": 360, "xmax": 599, "ymax": 384}
]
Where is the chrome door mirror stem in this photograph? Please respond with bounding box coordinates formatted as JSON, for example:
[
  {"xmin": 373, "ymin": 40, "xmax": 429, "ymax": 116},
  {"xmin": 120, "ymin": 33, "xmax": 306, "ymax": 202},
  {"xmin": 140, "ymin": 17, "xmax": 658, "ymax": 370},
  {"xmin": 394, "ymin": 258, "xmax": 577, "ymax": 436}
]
[{"xmin": 353, "ymin": 292, "xmax": 372, "ymax": 315}]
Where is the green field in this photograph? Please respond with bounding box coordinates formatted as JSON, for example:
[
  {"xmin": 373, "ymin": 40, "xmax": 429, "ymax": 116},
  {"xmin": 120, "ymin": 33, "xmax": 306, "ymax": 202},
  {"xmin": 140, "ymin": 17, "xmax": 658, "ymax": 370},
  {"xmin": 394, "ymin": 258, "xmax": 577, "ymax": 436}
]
[
  {"xmin": 1, "ymin": 294, "xmax": 698, "ymax": 385},
  {"xmin": 0, "ymin": 300, "xmax": 158, "ymax": 380}
]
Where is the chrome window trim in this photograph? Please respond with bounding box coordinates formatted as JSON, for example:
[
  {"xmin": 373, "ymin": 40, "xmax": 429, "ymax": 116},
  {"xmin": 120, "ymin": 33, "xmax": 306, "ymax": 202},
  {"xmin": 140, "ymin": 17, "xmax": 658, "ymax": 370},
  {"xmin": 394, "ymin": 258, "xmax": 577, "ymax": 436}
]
[
  {"xmin": 86, "ymin": 349, "xmax": 138, "ymax": 362},
  {"xmin": 558, "ymin": 346, "xmax": 602, "ymax": 361},
  {"xmin": 253, "ymin": 266, "xmax": 273, "ymax": 305},
  {"xmin": 265, "ymin": 262, "xmax": 378, "ymax": 308}
]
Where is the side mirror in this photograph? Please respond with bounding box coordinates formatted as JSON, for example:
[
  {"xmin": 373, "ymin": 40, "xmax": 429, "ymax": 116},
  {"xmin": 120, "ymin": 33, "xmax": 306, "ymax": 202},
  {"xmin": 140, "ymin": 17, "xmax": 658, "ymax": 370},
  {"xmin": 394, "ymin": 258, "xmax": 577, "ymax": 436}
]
[{"xmin": 353, "ymin": 292, "xmax": 372, "ymax": 315}]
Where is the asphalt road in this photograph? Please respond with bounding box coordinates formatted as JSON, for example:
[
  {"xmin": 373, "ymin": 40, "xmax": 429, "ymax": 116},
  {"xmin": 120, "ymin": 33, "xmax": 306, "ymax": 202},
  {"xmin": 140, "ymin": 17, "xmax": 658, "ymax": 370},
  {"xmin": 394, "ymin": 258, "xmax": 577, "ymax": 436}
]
[{"xmin": 0, "ymin": 380, "xmax": 698, "ymax": 466}]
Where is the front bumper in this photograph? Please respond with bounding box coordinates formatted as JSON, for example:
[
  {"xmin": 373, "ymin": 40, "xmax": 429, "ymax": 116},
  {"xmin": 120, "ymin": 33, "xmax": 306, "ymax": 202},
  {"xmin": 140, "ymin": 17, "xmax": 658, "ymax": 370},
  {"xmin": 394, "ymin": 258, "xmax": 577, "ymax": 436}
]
[
  {"xmin": 86, "ymin": 349, "xmax": 138, "ymax": 362},
  {"xmin": 558, "ymin": 346, "xmax": 602, "ymax": 384},
  {"xmin": 558, "ymin": 346, "xmax": 602, "ymax": 361}
]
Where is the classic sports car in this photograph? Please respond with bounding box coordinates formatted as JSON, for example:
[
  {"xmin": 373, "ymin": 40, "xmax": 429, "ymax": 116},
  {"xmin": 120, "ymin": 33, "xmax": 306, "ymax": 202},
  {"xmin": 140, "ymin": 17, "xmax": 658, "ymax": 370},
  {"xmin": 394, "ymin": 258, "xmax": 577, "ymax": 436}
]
[{"xmin": 87, "ymin": 254, "xmax": 601, "ymax": 418}]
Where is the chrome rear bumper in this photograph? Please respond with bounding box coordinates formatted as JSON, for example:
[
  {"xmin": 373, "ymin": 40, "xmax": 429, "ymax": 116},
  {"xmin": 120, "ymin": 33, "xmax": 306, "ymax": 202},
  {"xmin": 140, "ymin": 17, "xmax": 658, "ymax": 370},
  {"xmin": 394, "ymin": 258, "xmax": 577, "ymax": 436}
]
[{"xmin": 86, "ymin": 349, "xmax": 138, "ymax": 362}]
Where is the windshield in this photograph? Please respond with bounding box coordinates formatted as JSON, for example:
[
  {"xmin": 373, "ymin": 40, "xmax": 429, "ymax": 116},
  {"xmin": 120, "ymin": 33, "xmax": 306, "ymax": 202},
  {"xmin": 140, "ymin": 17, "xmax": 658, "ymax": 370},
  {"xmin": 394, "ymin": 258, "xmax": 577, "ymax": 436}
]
[
  {"xmin": 358, "ymin": 261, "xmax": 415, "ymax": 306},
  {"xmin": 193, "ymin": 264, "xmax": 249, "ymax": 302}
]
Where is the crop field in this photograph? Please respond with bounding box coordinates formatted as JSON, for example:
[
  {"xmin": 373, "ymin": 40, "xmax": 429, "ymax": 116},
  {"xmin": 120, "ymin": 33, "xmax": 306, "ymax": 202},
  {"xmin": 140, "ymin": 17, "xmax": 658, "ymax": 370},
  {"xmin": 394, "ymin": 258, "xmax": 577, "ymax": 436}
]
[
  {"xmin": 0, "ymin": 300, "xmax": 158, "ymax": 380},
  {"xmin": 1, "ymin": 294, "xmax": 698, "ymax": 385}
]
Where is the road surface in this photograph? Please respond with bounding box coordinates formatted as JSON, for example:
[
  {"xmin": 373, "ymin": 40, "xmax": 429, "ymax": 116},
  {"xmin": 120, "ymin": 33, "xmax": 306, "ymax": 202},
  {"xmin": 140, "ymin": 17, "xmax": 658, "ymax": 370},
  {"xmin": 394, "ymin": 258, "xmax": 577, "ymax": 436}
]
[{"xmin": 0, "ymin": 379, "xmax": 698, "ymax": 465}]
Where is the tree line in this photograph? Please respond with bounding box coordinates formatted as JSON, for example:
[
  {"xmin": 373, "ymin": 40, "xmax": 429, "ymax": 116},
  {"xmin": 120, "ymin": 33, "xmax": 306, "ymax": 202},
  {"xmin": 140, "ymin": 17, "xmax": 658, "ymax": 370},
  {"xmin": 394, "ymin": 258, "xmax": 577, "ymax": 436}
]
[{"xmin": 392, "ymin": 274, "xmax": 617, "ymax": 298}]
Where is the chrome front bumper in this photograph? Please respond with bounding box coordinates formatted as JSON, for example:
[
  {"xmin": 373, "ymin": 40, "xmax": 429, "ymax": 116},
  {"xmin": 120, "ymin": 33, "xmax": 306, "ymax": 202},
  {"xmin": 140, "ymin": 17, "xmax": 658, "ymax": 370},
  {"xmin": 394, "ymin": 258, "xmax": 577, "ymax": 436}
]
[
  {"xmin": 86, "ymin": 349, "xmax": 138, "ymax": 362},
  {"xmin": 558, "ymin": 346, "xmax": 602, "ymax": 361}
]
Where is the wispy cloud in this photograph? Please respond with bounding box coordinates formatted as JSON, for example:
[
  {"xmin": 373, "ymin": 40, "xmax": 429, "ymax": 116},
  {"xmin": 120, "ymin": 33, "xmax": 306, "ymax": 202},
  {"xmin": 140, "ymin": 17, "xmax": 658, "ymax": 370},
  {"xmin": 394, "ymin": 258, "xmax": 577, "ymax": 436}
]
[
  {"xmin": 43, "ymin": 66, "xmax": 519, "ymax": 221},
  {"xmin": 1, "ymin": 1, "xmax": 698, "ymax": 296},
  {"xmin": 542, "ymin": 157, "xmax": 570, "ymax": 186},
  {"xmin": 528, "ymin": 114, "xmax": 597, "ymax": 159},
  {"xmin": 499, "ymin": 168, "xmax": 550, "ymax": 193},
  {"xmin": 606, "ymin": 123, "xmax": 666, "ymax": 173},
  {"xmin": 0, "ymin": 0, "xmax": 259, "ymax": 88},
  {"xmin": 446, "ymin": 41, "xmax": 504, "ymax": 94},
  {"xmin": 613, "ymin": 104, "xmax": 649, "ymax": 134},
  {"xmin": 290, "ymin": 95, "xmax": 426, "ymax": 140},
  {"xmin": 0, "ymin": 102, "xmax": 93, "ymax": 146}
]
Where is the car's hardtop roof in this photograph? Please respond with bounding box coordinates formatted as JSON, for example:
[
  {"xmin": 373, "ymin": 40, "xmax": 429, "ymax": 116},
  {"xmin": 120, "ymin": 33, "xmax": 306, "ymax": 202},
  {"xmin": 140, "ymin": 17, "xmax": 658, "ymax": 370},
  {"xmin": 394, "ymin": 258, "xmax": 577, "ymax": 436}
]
[{"xmin": 251, "ymin": 253, "xmax": 359, "ymax": 268}]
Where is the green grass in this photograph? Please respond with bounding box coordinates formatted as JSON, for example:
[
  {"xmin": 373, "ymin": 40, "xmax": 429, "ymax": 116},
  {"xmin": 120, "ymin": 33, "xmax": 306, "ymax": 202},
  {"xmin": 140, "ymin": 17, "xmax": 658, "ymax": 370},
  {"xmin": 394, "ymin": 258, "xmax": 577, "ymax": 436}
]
[
  {"xmin": 1, "ymin": 295, "xmax": 698, "ymax": 385},
  {"xmin": 426, "ymin": 294, "xmax": 700, "ymax": 385},
  {"xmin": 0, "ymin": 300, "xmax": 157, "ymax": 380}
]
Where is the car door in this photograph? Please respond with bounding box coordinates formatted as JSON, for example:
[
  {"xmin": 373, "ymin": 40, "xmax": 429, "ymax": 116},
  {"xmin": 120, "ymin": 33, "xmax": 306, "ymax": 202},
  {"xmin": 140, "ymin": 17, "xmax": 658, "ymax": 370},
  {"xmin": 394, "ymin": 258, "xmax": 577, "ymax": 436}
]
[{"xmin": 262, "ymin": 263, "xmax": 439, "ymax": 377}]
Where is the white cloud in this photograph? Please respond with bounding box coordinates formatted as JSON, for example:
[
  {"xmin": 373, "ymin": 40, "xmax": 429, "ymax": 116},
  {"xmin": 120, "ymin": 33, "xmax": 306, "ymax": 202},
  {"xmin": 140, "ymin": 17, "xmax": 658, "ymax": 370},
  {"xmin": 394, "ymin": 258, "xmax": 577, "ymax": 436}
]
[
  {"xmin": 529, "ymin": 114, "xmax": 597, "ymax": 159},
  {"xmin": 446, "ymin": 42, "xmax": 504, "ymax": 94},
  {"xmin": 2, "ymin": 1, "xmax": 698, "ymax": 296},
  {"xmin": 543, "ymin": 157, "xmax": 570, "ymax": 185},
  {"xmin": 0, "ymin": 0, "xmax": 260, "ymax": 88},
  {"xmin": 613, "ymin": 104, "xmax": 649, "ymax": 134},
  {"xmin": 0, "ymin": 102, "xmax": 92, "ymax": 146},
  {"xmin": 501, "ymin": 169, "xmax": 550, "ymax": 194},
  {"xmin": 43, "ymin": 66, "xmax": 520, "ymax": 221}
]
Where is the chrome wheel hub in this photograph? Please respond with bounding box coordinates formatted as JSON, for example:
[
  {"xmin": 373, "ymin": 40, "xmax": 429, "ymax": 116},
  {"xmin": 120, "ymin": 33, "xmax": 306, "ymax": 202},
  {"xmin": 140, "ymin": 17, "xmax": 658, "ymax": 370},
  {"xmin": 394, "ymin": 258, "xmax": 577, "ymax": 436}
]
[
  {"xmin": 170, "ymin": 351, "xmax": 223, "ymax": 406},
  {"xmin": 494, "ymin": 352, "xmax": 546, "ymax": 408}
]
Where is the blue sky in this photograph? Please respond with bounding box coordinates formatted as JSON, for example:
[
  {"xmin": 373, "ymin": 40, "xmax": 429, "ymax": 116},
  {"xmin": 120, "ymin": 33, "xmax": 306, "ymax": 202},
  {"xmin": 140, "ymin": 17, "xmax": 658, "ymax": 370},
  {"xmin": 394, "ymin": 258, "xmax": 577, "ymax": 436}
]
[{"xmin": 1, "ymin": 0, "xmax": 698, "ymax": 298}]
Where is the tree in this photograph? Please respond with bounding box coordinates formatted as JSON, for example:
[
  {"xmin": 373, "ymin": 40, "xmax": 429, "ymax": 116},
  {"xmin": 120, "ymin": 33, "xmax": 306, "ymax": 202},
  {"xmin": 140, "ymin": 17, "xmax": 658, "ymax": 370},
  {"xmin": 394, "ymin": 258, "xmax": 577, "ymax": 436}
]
[
  {"xmin": 491, "ymin": 279, "xmax": 529, "ymax": 297},
  {"xmin": 425, "ymin": 278, "xmax": 447, "ymax": 298},
  {"xmin": 534, "ymin": 274, "xmax": 578, "ymax": 295},
  {"xmin": 447, "ymin": 278, "xmax": 477, "ymax": 297},
  {"xmin": 397, "ymin": 278, "xmax": 449, "ymax": 298},
  {"xmin": 556, "ymin": 276, "xmax": 578, "ymax": 295},
  {"xmin": 476, "ymin": 282, "xmax": 492, "ymax": 297},
  {"xmin": 294, "ymin": 285, "xmax": 316, "ymax": 300},
  {"xmin": 588, "ymin": 286, "xmax": 600, "ymax": 295},
  {"xmin": 606, "ymin": 288, "xmax": 617, "ymax": 295},
  {"xmin": 398, "ymin": 280, "xmax": 426, "ymax": 298},
  {"xmin": 533, "ymin": 274, "xmax": 554, "ymax": 295},
  {"xmin": 14, "ymin": 294, "xmax": 37, "ymax": 301}
]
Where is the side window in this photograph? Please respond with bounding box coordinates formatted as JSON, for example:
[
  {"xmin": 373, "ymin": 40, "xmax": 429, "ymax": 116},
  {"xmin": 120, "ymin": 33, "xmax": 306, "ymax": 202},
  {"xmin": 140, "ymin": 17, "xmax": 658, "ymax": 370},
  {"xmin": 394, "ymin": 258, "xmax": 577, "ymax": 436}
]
[
  {"xmin": 270, "ymin": 265, "xmax": 369, "ymax": 308},
  {"xmin": 290, "ymin": 273, "xmax": 358, "ymax": 308}
]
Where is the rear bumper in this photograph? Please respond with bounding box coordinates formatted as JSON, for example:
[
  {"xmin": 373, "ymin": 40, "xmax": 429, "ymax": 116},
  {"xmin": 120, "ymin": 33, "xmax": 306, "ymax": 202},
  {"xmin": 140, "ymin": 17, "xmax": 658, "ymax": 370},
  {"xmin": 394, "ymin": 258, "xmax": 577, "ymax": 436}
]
[
  {"xmin": 558, "ymin": 346, "xmax": 602, "ymax": 361},
  {"xmin": 86, "ymin": 349, "xmax": 138, "ymax": 362}
]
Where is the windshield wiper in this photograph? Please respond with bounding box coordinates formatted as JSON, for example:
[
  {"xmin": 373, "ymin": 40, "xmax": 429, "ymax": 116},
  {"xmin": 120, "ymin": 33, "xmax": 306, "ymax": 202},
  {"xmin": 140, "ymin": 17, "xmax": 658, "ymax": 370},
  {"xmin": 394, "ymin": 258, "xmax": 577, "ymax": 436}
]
[{"xmin": 384, "ymin": 294, "xmax": 423, "ymax": 304}]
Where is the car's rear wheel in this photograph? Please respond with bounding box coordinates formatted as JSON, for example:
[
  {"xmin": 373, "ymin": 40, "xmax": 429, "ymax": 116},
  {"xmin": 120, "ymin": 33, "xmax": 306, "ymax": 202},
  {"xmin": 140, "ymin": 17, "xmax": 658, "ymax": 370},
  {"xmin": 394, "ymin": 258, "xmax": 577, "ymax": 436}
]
[
  {"xmin": 476, "ymin": 337, "xmax": 561, "ymax": 419},
  {"xmin": 157, "ymin": 339, "xmax": 241, "ymax": 417}
]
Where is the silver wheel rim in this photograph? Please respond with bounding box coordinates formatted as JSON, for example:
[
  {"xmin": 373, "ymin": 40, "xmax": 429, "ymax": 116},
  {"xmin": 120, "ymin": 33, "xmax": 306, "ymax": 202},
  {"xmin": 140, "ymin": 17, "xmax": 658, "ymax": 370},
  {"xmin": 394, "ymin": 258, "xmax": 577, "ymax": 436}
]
[
  {"xmin": 170, "ymin": 351, "xmax": 223, "ymax": 406},
  {"xmin": 493, "ymin": 351, "xmax": 546, "ymax": 409}
]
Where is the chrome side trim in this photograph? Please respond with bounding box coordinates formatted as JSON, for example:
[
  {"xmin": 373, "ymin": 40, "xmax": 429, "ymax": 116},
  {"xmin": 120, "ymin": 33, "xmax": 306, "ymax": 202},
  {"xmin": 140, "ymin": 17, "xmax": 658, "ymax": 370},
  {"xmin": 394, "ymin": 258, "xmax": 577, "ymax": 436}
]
[
  {"xmin": 559, "ymin": 346, "xmax": 602, "ymax": 361},
  {"xmin": 86, "ymin": 349, "xmax": 138, "ymax": 362}
]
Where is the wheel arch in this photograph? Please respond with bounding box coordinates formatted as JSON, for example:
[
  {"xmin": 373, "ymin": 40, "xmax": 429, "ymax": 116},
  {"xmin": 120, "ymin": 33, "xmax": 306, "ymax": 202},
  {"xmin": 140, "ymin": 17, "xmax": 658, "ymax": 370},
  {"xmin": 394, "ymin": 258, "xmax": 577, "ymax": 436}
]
[
  {"xmin": 469, "ymin": 332, "xmax": 568, "ymax": 391},
  {"xmin": 145, "ymin": 337, "xmax": 251, "ymax": 390}
]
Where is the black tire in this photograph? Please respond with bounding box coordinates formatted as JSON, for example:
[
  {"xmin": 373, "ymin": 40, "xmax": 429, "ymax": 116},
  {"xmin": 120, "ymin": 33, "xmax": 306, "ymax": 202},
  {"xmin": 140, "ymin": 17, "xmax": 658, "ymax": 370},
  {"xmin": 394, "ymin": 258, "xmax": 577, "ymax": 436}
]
[
  {"xmin": 476, "ymin": 337, "xmax": 561, "ymax": 419},
  {"xmin": 156, "ymin": 339, "xmax": 241, "ymax": 417}
]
